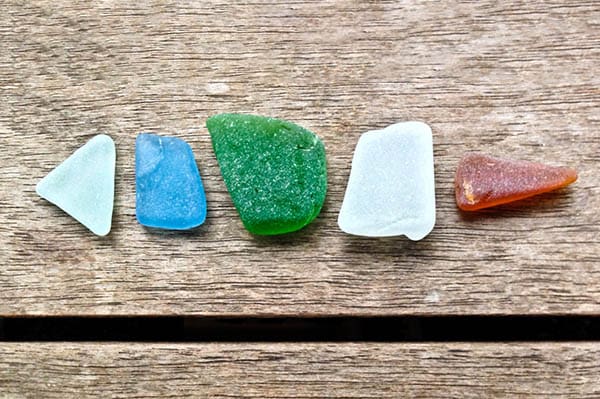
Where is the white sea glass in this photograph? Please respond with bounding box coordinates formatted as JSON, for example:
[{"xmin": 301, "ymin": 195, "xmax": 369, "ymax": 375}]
[{"xmin": 338, "ymin": 122, "xmax": 436, "ymax": 240}]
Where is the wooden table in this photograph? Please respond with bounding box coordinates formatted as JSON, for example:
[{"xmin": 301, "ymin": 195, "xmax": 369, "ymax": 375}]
[{"xmin": 1, "ymin": 1, "xmax": 599, "ymax": 397}]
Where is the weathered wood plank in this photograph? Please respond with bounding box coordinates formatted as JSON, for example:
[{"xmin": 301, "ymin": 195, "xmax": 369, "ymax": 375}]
[
  {"xmin": 1, "ymin": 1, "xmax": 599, "ymax": 315},
  {"xmin": 1, "ymin": 342, "xmax": 599, "ymax": 398}
]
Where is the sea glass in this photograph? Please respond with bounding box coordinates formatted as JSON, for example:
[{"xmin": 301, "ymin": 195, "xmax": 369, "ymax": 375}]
[
  {"xmin": 36, "ymin": 134, "xmax": 116, "ymax": 236},
  {"xmin": 135, "ymin": 133, "xmax": 207, "ymax": 229},
  {"xmin": 455, "ymin": 152, "xmax": 577, "ymax": 211},
  {"xmin": 207, "ymin": 113, "xmax": 327, "ymax": 235},
  {"xmin": 337, "ymin": 121, "xmax": 436, "ymax": 240}
]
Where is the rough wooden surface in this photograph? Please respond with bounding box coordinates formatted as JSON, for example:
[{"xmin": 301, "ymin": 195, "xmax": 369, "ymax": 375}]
[
  {"xmin": 1, "ymin": 1, "xmax": 599, "ymax": 315},
  {"xmin": 0, "ymin": 342, "xmax": 598, "ymax": 398}
]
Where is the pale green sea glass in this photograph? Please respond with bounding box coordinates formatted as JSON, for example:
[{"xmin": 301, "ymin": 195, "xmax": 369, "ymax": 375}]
[{"xmin": 36, "ymin": 134, "xmax": 116, "ymax": 236}]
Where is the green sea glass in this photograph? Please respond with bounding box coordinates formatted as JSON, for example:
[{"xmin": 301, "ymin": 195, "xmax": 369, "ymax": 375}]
[{"xmin": 207, "ymin": 113, "xmax": 327, "ymax": 235}]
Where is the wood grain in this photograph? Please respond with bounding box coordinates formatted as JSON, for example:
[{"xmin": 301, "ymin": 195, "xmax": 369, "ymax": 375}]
[
  {"xmin": 1, "ymin": 1, "xmax": 599, "ymax": 315},
  {"xmin": 0, "ymin": 342, "xmax": 599, "ymax": 398}
]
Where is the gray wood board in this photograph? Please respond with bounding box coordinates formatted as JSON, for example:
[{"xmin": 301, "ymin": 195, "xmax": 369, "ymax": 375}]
[
  {"xmin": 1, "ymin": 1, "xmax": 598, "ymax": 315},
  {"xmin": 2, "ymin": 342, "xmax": 600, "ymax": 398}
]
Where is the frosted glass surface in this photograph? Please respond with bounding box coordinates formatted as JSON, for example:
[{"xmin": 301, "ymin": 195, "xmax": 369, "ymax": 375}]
[
  {"xmin": 36, "ymin": 134, "xmax": 115, "ymax": 236},
  {"xmin": 338, "ymin": 122, "xmax": 436, "ymax": 240}
]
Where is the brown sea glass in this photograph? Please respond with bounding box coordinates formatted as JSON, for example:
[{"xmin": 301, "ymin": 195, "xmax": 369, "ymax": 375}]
[{"xmin": 455, "ymin": 153, "xmax": 577, "ymax": 211}]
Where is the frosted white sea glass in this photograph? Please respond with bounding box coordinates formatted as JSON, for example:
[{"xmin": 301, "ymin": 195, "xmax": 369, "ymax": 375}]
[{"xmin": 338, "ymin": 122, "xmax": 436, "ymax": 240}]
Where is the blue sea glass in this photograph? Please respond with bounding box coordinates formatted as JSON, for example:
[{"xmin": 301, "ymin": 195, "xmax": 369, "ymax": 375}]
[{"xmin": 135, "ymin": 133, "xmax": 207, "ymax": 230}]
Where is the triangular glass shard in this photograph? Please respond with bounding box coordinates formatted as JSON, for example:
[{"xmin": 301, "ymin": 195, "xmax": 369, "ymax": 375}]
[
  {"xmin": 337, "ymin": 121, "xmax": 436, "ymax": 240},
  {"xmin": 135, "ymin": 133, "xmax": 207, "ymax": 230},
  {"xmin": 455, "ymin": 152, "xmax": 577, "ymax": 211},
  {"xmin": 36, "ymin": 134, "xmax": 116, "ymax": 236}
]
